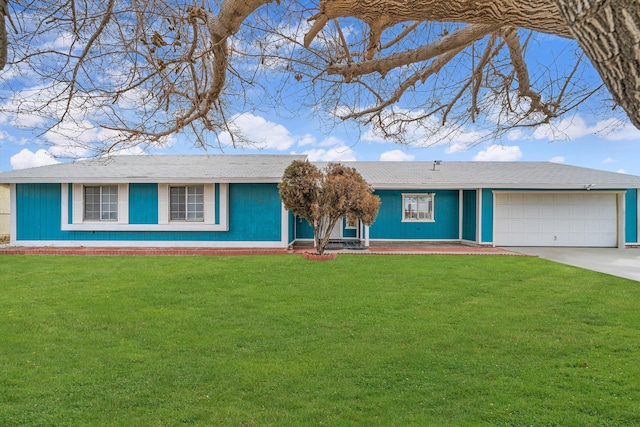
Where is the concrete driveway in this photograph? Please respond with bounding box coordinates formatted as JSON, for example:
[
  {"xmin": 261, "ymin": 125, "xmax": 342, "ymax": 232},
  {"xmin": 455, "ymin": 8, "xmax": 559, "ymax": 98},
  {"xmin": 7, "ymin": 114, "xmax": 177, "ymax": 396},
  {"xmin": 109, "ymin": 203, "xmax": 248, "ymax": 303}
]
[{"xmin": 507, "ymin": 247, "xmax": 640, "ymax": 282}]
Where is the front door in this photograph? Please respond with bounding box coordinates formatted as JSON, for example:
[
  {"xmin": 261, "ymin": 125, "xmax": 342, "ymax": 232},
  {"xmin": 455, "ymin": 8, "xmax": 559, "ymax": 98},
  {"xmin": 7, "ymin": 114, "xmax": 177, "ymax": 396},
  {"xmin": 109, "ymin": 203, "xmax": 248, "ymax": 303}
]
[{"xmin": 330, "ymin": 218, "xmax": 343, "ymax": 239}]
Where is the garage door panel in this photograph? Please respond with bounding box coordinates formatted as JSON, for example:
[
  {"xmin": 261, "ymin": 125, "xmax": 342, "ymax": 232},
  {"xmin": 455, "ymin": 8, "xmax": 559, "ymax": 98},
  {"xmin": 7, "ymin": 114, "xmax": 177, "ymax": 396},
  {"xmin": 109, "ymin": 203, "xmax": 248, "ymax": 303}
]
[
  {"xmin": 554, "ymin": 205, "xmax": 571, "ymax": 217},
  {"xmin": 494, "ymin": 193, "xmax": 617, "ymax": 247},
  {"xmin": 570, "ymin": 220, "xmax": 586, "ymax": 232}
]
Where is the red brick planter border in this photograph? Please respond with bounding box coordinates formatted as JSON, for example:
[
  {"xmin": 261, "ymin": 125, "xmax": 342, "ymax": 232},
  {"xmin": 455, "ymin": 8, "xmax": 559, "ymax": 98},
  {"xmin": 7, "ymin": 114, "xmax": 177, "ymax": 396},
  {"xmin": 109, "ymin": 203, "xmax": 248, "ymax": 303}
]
[{"xmin": 301, "ymin": 251, "xmax": 338, "ymax": 261}]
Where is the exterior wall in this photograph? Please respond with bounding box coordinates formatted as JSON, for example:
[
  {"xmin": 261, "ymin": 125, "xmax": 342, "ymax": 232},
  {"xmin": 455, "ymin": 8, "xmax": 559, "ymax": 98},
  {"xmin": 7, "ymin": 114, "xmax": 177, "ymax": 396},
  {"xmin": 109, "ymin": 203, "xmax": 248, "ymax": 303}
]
[
  {"xmin": 369, "ymin": 190, "xmax": 459, "ymax": 240},
  {"xmin": 295, "ymin": 217, "xmax": 314, "ymax": 239},
  {"xmin": 0, "ymin": 183, "xmax": 9, "ymax": 242},
  {"xmin": 14, "ymin": 182, "xmax": 286, "ymax": 246},
  {"xmin": 292, "ymin": 217, "xmax": 358, "ymax": 240},
  {"xmin": 625, "ymin": 189, "xmax": 638, "ymax": 244},
  {"xmin": 343, "ymin": 220, "xmax": 358, "ymax": 238},
  {"xmin": 287, "ymin": 211, "xmax": 296, "ymax": 245},
  {"xmin": 13, "ymin": 182, "xmax": 640, "ymax": 248},
  {"xmin": 129, "ymin": 183, "xmax": 159, "ymax": 224},
  {"xmin": 481, "ymin": 189, "xmax": 494, "ymax": 244},
  {"xmin": 462, "ymin": 190, "xmax": 477, "ymax": 242},
  {"xmin": 487, "ymin": 188, "xmax": 638, "ymax": 247}
]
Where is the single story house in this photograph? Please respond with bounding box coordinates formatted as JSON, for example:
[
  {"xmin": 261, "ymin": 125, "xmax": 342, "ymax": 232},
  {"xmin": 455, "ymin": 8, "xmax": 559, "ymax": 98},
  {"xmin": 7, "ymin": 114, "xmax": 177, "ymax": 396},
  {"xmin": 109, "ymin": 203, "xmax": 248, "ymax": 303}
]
[{"xmin": 0, "ymin": 154, "xmax": 639, "ymax": 248}]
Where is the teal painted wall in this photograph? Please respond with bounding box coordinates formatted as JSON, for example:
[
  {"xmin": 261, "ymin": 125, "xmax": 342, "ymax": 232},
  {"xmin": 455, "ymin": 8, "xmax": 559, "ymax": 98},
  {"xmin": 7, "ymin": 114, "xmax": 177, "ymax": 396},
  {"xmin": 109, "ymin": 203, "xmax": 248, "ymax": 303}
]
[
  {"xmin": 287, "ymin": 211, "xmax": 295, "ymax": 244},
  {"xmin": 481, "ymin": 189, "xmax": 493, "ymax": 243},
  {"xmin": 295, "ymin": 217, "xmax": 314, "ymax": 239},
  {"xmin": 369, "ymin": 190, "xmax": 459, "ymax": 240},
  {"xmin": 626, "ymin": 189, "xmax": 638, "ymax": 244},
  {"xmin": 215, "ymin": 183, "xmax": 220, "ymax": 224},
  {"xmin": 228, "ymin": 183, "xmax": 282, "ymax": 241},
  {"xmin": 462, "ymin": 190, "xmax": 477, "ymax": 241},
  {"xmin": 67, "ymin": 183, "xmax": 73, "ymax": 224},
  {"xmin": 293, "ymin": 217, "xmax": 358, "ymax": 240},
  {"xmin": 16, "ymin": 183, "xmax": 283, "ymax": 242},
  {"xmin": 16, "ymin": 183, "xmax": 62, "ymax": 240},
  {"xmin": 18, "ymin": 183, "xmax": 640, "ymax": 245},
  {"xmin": 343, "ymin": 222, "xmax": 358, "ymax": 238},
  {"xmin": 129, "ymin": 183, "xmax": 158, "ymax": 224}
]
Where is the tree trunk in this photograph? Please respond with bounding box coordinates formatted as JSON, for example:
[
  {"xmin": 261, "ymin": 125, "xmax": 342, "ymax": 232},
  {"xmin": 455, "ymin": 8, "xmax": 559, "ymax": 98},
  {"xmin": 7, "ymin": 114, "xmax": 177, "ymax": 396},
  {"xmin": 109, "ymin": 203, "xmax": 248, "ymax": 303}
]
[
  {"xmin": 316, "ymin": 0, "xmax": 573, "ymax": 37},
  {"xmin": 0, "ymin": 0, "xmax": 9, "ymax": 71},
  {"xmin": 553, "ymin": 0, "xmax": 640, "ymax": 129}
]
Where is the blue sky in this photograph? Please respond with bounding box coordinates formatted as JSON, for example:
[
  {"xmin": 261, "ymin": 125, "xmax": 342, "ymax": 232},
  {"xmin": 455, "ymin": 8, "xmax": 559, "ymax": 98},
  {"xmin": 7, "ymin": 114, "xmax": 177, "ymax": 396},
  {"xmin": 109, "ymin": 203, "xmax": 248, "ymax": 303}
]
[
  {"xmin": 1, "ymin": 15, "xmax": 639, "ymax": 175},
  {"xmin": 2, "ymin": 104, "xmax": 640, "ymax": 175}
]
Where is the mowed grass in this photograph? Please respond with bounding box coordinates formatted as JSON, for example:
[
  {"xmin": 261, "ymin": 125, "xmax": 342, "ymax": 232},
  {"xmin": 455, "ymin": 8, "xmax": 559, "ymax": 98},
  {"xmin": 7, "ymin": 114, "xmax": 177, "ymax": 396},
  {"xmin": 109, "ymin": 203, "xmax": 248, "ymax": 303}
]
[{"xmin": 1, "ymin": 254, "xmax": 639, "ymax": 426}]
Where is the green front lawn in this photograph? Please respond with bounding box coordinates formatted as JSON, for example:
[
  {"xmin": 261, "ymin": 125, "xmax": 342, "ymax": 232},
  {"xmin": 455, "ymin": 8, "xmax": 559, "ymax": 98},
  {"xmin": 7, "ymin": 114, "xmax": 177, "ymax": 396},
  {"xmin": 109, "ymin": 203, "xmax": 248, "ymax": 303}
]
[{"xmin": 1, "ymin": 254, "xmax": 639, "ymax": 426}]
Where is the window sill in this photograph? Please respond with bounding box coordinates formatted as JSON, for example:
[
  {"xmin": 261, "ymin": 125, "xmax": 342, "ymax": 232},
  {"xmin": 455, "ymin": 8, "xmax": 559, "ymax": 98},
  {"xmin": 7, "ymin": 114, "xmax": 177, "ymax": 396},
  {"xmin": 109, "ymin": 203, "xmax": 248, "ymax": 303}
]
[{"xmin": 61, "ymin": 222, "xmax": 229, "ymax": 232}]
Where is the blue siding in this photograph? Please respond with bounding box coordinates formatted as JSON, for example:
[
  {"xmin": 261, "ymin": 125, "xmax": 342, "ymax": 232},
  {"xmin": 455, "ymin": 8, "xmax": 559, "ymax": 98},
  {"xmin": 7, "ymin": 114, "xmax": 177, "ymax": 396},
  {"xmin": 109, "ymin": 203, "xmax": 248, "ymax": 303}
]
[
  {"xmin": 288, "ymin": 211, "xmax": 295, "ymax": 244},
  {"xmin": 292, "ymin": 218, "xmax": 358, "ymax": 240},
  {"xmin": 129, "ymin": 183, "xmax": 158, "ymax": 224},
  {"xmin": 16, "ymin": 183, "xmax": 283, "ymax": 242},
  {"xmin": 481, "ymin": 189, "xmax": 493, "ymax": 243},
  {"xmin": 369, "ymin": 190, "xmax": 459, "ymax": 240},
  {"xmin": 462, "ymin": 190, "xmax": 476, "ymax": 241},
  {"xmin": 626, "ymin": 189, "xmax": 638, "ymax": 244},
  {"xmin": 295, "ymin": 217, "xmax": 314, "ymax": 239},
  {"xmin": 67, "ymin": 183, "xmax": 73, "ymax": 224},
  {"xmin": 228, "ymin": 183, "xmax": 282, "ymax": 241},
  {"xmin": 343, "ymin": 222, "xmax": 357, "ymax": 238},
  {"xmin": 17, "ymin": 183, "xmax": 62, "ymax": 240},
  {"xmin": 215, "ymin": 183, "xmax": 220, "ymax": 224}
]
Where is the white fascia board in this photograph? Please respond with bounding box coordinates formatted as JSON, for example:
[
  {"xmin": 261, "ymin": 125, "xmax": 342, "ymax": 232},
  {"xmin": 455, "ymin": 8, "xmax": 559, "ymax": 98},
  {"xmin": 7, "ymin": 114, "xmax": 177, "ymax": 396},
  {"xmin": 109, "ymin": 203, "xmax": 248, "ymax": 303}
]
[
  {"xmin": 371, "ymin": 184, "xmax": 640, "ymax": 190},
  {"xmin": 2, "ymin": 177, "xmax": 282, "ymax": 184},
  {"xmin": 491, "ymin": 190, "xmax": 626, "ymax": 195},
  {"xmin": 150, "ymin": 178, "xmax": 282, "ymax": 184},
  {"xmin": 61, "ymin": 223, "xmax": 231, "ymax": 232}
]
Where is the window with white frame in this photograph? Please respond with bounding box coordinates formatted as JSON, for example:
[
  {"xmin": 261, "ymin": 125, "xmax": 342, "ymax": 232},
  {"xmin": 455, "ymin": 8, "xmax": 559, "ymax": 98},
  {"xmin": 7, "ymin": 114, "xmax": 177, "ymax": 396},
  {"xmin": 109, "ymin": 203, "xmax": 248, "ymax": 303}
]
[
  {"xmin": 402, "ymin": 193, "xmax": 434, "ymax": 221},
  {"xmin": 170, "ymin": 185, "xmax": 204, "ymax": 221},
  {"xmin": 84, "ymin": 185, "xmax": 118, "ymax": 221},
  {"xmin": 345, "ymin": 217, "xmax": 358, "ymax": 229}
]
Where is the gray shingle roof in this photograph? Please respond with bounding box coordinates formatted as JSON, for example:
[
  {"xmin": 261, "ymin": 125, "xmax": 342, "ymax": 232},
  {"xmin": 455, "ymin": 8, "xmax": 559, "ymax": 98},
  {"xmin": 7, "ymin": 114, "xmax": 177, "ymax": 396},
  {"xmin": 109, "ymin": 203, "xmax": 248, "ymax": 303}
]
[
  {"xmin": 1, "ymin": 155, "xmax": 639, "ymax": 189},
  {"xmin": 314, "ymin": 161, "xmax": 640, "ymax": 189},
  {"xmin": 0, "ymin": 155, "xmax": 307, "ymax": 184}
]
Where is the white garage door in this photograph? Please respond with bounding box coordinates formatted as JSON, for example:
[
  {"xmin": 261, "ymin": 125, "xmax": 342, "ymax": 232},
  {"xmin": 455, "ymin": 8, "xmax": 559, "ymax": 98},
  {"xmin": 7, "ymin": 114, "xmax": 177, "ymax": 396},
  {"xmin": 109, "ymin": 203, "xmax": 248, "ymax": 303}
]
[{"xmin": 494, "ymin": 193, "xmax": 618, "ymax": 247}]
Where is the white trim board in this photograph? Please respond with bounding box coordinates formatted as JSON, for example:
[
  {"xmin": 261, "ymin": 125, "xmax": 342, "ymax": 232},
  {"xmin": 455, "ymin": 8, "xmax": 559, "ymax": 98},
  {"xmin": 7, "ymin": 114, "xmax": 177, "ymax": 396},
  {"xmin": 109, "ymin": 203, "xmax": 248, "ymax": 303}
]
[{"xmin": 61, "ymin": 183, "xmax": 230, "ymax": 232}]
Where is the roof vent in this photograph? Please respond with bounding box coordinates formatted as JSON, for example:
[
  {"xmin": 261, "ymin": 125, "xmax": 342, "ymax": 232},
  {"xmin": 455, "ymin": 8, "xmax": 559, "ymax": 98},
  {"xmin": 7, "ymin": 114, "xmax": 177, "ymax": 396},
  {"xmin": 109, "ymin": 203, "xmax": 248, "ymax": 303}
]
[{"xmin": 432, "ymin": 160, "xmax": 442, "ymax": 171}]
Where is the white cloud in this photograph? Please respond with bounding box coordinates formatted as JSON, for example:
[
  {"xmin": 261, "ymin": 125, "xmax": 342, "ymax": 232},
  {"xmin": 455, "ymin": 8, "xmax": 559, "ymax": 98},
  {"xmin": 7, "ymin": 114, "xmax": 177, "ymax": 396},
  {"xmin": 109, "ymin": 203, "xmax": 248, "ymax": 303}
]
[
  {"xmin": 506, "ymin": 129, "xmax": 524, "ymax": 141},
  {"xmin": 444, "ymin": 142, "xmax": 468, "ymax": 154},
  {"xmin": 319, "ymin": 136, "xmax": 345, "ymax": 147},
  {"xmin": 46, "ymin": 32, "xmax": 75, "ymax": 50},
  {"xmin": 43, "ymin": 119, "xmax": 121, "ymax": 158},
  {"xmin": 360, "ymin": 107, "xmax": 487, "ymax": 149},
  {"xmin": 550, "ymin": 156, "xmax": 565, "ymax": 163},
  {"xmin": 532, "ymin": 115, "xmax": 631, "ymax": 141},
  {"xmin": 10, "ymin": 149, "xmax": 60, "ymax": 170},
  {"xmin": 473, "ymin": 145, "xmax": 522, "ymax": 161},
  {"xmin": 617, "ymin": 169, "xmax": 628, "ymax": 174},
  {"xmin": 218, "ymin": 113, "xmax": 296, "ymax": 150},
  {"xmin": 111, "ymin": 146, "xmax": 146, "ymax": 156},
  {"xmin": 380, "ymin": 150, "xmax": 415, "ymax": 161},
  {"xmin": 602, "ymin": 122, "xmax": 640, "ymax": 141},
  {"xmin": 602, "ymin": 157, "xmax": 615, "ymax": 164},
  {"xmin": 298, "ymin": 146, "xmax": 357, "ymax": 162},
  {"xmin": 297, "ymin": 134, "xmax": 317, "ymax": 147}
]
